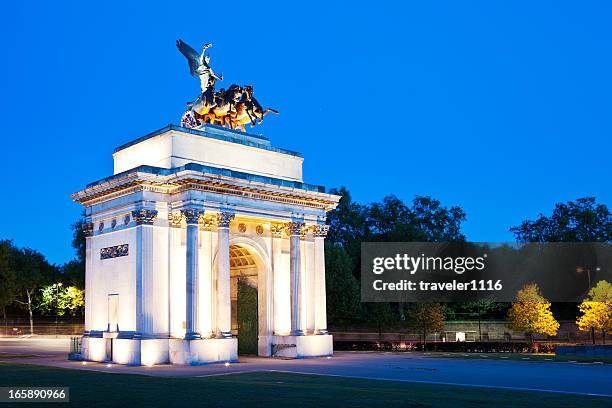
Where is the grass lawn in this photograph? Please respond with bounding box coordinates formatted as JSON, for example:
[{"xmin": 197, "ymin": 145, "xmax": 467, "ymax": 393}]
[
  {"xmin": 0, "ymin": 363, "xmax": 610, "ymax": 407},
  {"xmin": 424, "ymin": 352, "xmax": 612, "ymax": 364}
]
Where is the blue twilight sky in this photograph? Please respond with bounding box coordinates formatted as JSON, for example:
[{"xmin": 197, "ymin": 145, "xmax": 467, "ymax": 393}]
[{"xmin": 0, "ymin": 1, "xmax": 610, "ymax": 265}]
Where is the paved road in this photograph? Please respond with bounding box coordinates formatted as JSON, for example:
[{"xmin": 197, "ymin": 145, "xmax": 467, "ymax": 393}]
[
  {"xmin": 1, "ymin": 339, "xmax": 610, "ymax": 397},
  {"xmin": 0, "ymin": 337, "xmax": 70, "ymax": 356}
]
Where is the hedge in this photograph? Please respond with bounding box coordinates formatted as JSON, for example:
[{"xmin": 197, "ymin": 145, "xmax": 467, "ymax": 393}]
[{"xmin": 333, "ymin": 341, "xmax": 571, "ymax": 353}]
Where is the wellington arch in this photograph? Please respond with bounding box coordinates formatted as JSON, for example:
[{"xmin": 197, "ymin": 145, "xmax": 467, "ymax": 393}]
[{"xmin": 71, "ymin": 124, "xmax": 341, "ymax": 365}]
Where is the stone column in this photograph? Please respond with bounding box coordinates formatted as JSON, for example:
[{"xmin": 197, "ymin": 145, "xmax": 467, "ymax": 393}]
[
  {"xmin": 216, "ymin": 212, "xmax": 235, "ymax": 338},
  {"xmin": 182, "ymin": 208, "xmax": 205, "ymax": 340},
  {"xmin": 199, "ymin": 217, "xmax": 215, "ymax": 338},
  {"xmin": 312, "ymin": 224, "xmax": 330, "ymax": 334},
  {"xmin": 271, "ymin": 224, "xmax": 288, "ymax": 335},
  {"xmin": 82, "ymin": 221, "xmax": 94, "ymax": 334},
  {"xmin": 167, "ymin": 212, "xmax": 182, "ymax": 337},
  {"xmin": 288, "ymin": 221, "xmax": 305, "ymax": 336},
  {"xmin": 133, "ymin": 209, "xmax": 158, "ymax": 337}
]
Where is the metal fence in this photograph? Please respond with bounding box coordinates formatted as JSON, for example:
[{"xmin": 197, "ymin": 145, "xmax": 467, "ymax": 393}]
[
  {"xmin": 0, "ymin": 318, "xmax": 84, "ymax": 337},
  {"xmin": 330, "ymin": 320, "xmax": 603, "ymax": 343}
]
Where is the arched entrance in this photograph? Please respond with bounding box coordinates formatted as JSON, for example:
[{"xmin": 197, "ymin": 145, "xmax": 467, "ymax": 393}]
[{"xmin": 229, "ymin": 244, "xmax": 260, "ymax": 355}]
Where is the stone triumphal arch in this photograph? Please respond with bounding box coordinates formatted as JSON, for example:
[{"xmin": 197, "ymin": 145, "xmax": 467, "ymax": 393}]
[{"xmin": 72, "ymin": 124, "xmax": 340, "ymax": 365}]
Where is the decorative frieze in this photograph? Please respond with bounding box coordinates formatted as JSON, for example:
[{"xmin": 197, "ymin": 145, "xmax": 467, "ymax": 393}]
[
  {"xmin": 168, "ymin": 212, "xmax": 183, "ymax": 228},
  {"xmin": 100, "ymin": 244, "xmax": 129, "ymax": 260},
  {"xmin": 270, "ymin": 223, "xmax": 285, "ymax": 237},
  {"xmin": 216, "ymin": 212, "xmax": 235, "ymax": 228},
  {"xmin": 238, "ymin": 223, "xmax": 247, "ymax": 233},
  {"xmin": 311, "ymin": 224, "xmax": 330, "ymax": 238},
  {"xmin": 131, "ymin": 209, "xmax": 158, "ymax": 225},
  {"xmin": 200, "ymin": 215, "xmax": 216, "ymax": 231},
  {"xmin": 256, "ymin": 225, "xmax": 264, "ymax": 236}
]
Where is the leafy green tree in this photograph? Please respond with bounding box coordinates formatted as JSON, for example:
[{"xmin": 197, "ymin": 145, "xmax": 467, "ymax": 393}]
[
  {"xmin": 62, "ymin": 214, "xmax": 87, "ymax": 289},
  {"xmin": 325, "ymin": 242, "xmax": 360, "ymax": 326},
  {"xmin": 324, "ymin": 188, "xmax": 467, "ymax": 328},
  {"xmin": 39, "ymin": 284, "xmax": 85, "ymax": 317},
  {"xmin": 407, "ymin": 303, "xmax": 446, "ymax": 349},
  {"xmin": 9, "ymin": 247, "xmax": 53, "ymax": 334},
  {"xmin": 510, "ymin": 197, "xmax": 611, "ymax": 242},
  {"xmin": 0, "ymin": 240, "xmax": 18, "ymax": 324}
]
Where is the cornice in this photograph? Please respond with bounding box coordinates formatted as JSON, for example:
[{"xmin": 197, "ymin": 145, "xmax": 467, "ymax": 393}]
[{"xmin": 72, "ymin": 170, "xmax": 341, "ymax": 211}]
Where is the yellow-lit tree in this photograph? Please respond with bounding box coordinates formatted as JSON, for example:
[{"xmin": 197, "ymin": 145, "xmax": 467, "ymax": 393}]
[
  {"xmin": 507, "ymin": 283, "xmax": 559, "ymax": 342},
  {"xmin": 576, "ymin": 280, "xmax": 612, "ymax": 344},
  {"xmin": 407, "ymin": 303, "xmax": 445, "ymax": 350}
]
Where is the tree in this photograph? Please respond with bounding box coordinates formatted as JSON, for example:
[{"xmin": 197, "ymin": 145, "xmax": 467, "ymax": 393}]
[
  {"xmin": 407, "ymin": 303, "xmax": 445, "ymax": 350},
  {"xmin": 325, "ymin": 242, "xmax": 360, "ymax": 326},
  {"xmin": 510, "ymin": 197, "xmax": 611, "ymax": 242},
  {"xmin": 62, "ymin": 214, "xmax": 87, "ymax": 289},
  {"xmin": 507, "ymin": 283, "xmax": 559, "ymax": 341},
  {"xmin": 324, "ymin": 188, "xmax": 467, "ymax": 328},
  {"xmin": 452, "ymin": 299, "xmax": 510, "ymax": 341},
  {"xmin": 9, "ymin": 247, "xmax": 53, "ymax": 335},
  {"xmin": 39, "ymin": 284, "xmax": 85, "ymax": 317},
  {"xmin": 576, "ymin": 280, "xmax": 612, "ymax": 344},
  {"xmin": 0, "ymin": 240, "xmax": 18, "ymax": 324}
]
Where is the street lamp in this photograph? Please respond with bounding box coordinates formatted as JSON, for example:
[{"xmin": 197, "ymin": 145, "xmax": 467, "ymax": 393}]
[
  {"xmin": 576, "ymin": 266, "xmax": 601, "ymax": 291},
  {"xmin": 55, "ymin": 283, "xmax": 63, "ymax": 335}
]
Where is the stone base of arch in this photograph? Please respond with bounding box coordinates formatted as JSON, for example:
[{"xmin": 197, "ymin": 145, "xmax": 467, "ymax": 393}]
[
  {"xmin": 169, "ymin": 338, "xmax": 237, "ymax": 365},
  {"xmin": 272, "ymin": 334, "xmax": 333, "ymax": 358}
]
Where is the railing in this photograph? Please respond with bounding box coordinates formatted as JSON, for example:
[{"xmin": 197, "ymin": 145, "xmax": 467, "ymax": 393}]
[{"xmin": 70, "ymin": 336, "xmax": 82, "ymax": 354}]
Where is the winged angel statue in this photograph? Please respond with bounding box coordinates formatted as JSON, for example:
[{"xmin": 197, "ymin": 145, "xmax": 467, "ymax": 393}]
[{"xmin": 176, "ymin": 39, "xmax": 278, "ymax": 131}]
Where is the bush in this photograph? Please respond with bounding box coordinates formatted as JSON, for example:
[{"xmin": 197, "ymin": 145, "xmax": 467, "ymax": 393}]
[{"xmin": 333, "ymin": 341, "xmax": 570, "ymax": 353}]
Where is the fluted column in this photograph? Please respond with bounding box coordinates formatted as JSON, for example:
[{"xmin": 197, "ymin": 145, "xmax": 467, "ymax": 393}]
[
  {"xmin": 216, "ymin": 212, "xmax": 235, "ymax": 338},
  {"xmin": 271, "ymin": 224, "xmax": 290, "ymax": 335},
  {"xmin": 312, "ymin": 224, "xmax": 330, "ymax": 334},
  {"xmin": 182, "ymin": 208, "xmax": 205, "ymax": 340},
  {"xmin": 133, "ymin": 209, "xmax": 158, "ymax": 337},
  {"xmin": 288, "ymin": 221, "xmax": 305, "ymax": 336},
  {"xmin": 199, "ymin": 217, "xmax": 215, "ymax": 338},
  {"xmin": 82, "ymin": 221, "xmax": 94, "ymax": 335}
]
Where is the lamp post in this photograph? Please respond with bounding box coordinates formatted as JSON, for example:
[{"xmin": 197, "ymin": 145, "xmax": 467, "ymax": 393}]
[
  {"xmin": 55, "ymin": 283, "xmax": 63, "ymax": 335},
  {"xmin": 576, "ymin": 266, "xmax": 600, "ymax": 291}
]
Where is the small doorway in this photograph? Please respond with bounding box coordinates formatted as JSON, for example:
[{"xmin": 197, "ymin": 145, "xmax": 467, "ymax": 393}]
[{"xmin": 237, "ymin": 278, "xmax": 258, "ymax": 355}]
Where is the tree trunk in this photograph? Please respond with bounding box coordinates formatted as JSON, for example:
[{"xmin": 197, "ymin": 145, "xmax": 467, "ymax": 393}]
[
  {"xmin": 423, "ymin": 328, "xmax": 426, "ymax": 351},
  {"xmin": 2, "ymin": 306, "xmax": 6, "ymax": 337},
  {"xmin": 603, "ymin": 330, "xmax": 606, "ymax": 345},
  {"xmin": 26, "ymin": 290, "xmax": 34, "ymax": 335},
  {"xmin": 591, "ymin": 327, "xmax": 595, "ymax": 345}
]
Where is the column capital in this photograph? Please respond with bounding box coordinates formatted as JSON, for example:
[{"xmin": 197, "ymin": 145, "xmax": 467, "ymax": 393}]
[
  {"xmin": 132, "ymin": 209, "xmax": 158, "ymax": 225},
  {"xmin": 311, "ymin": 224, "xmax": 330, "ymax": 238},
  {"xmin": 181, "ymin": 208, "xmax": 205, "ymax": 225},
  {"xmin": 82, "ymin": 221, "xmax": 94, "ymax": 237},
  {"xmin": 286, "ymin": 221, "xmax": 305, "ymax": 236},
  {"xmin": 216, "ymin": 212, "xmax": 235, "ymax": 228}
]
